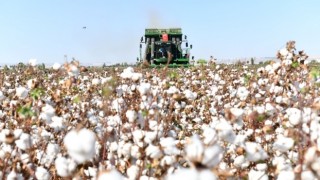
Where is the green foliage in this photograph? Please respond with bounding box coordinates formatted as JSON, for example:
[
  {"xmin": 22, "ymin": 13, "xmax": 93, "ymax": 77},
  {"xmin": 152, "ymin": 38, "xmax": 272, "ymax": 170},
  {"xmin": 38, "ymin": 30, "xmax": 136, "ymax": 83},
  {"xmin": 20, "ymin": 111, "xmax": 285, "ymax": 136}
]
[
  {"xmin": 168, "ymin": 70, "xmax": 180, "ymax": 80},
  {"xmin": 244, "ymin": 74, "xmax": 251, "ymax": 86},
  {"xmin": 30, "ymin": 88, "xmax": 45, "ymax": 100},
  {"xmin": 18, "ymin": 105, "xmax": 35, "ymax": 118},
  {"xmin": 197, "ymin": 59, "xmax": 207, "ymax": 65},
  {"xmin": 72, "ymin": 95, "xmax": 81, "ymax": 104},
  {"xmin": 291, "ymin": 61, "xmax": 299, "ymax": 68}
]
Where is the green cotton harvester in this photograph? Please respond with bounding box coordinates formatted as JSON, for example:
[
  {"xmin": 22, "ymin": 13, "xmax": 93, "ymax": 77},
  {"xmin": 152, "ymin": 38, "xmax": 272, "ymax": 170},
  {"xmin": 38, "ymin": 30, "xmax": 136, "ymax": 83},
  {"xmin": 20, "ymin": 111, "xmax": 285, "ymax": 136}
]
[{"xmin": 139, "ymin": 28, "xmax": 194, "ymax": 68}]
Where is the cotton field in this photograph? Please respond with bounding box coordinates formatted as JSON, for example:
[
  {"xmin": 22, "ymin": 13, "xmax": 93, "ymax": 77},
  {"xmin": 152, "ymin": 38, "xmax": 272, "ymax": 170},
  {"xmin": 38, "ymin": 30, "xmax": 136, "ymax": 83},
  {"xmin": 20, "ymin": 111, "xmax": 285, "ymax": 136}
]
[{"xmin": 1, "ymin": 42, "xmax": 320, "ymax": 179}]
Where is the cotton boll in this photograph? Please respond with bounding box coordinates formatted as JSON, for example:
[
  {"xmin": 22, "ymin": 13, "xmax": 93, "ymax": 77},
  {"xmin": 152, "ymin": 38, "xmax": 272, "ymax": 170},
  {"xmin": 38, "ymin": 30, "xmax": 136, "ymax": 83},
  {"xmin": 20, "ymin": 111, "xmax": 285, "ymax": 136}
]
[
  {"xmin": 277, "ymin": 170, "xmax": 295, "ymax": 180},
  {"xmin": 237, "ymin": 86, "xmax": 249, "ymax": 100},
  {"xmin": 131, "ymin": 73, "xmax": 142, "ymax": 82},
  {"xmin": 16, "ymin": 86, "xmax": 28, "ymax": 99},
  {"xmin": 286, "ymin": 108, "xmax": 302, "ymax": 126},
  {"xmin": 234, "ymin": 155, "xmax": 246, "ymax": 168},
  {"xmin": 52, "ymin": 63, "xmax": 61, "ymax": 70},
  {"xmin": 166, "ymin": 168, "xmax": 217, "ymax": 180},
  {"xmin": 138, "ymin": 83, "xmax": 151, "ymax": 95},
  {"xmin": 160, "ymin": 137, "xmax": 180, "ymax": 155},
  {"xmin": 184, "ymin": 89, "xmax": 197, "ymax": 100},
  {"xmin": 127, "ymin": 165, "xmax": 140, "ymax": 180},
  {"xmin": 29, "ymin": 58, "xmax": 37, "ymax": 66},
  {"xmin": 35, "ymin": 167, "xmax": 51, "ymax": 180},
  {"xmin": 202, "ymin": 127, "xmax": 218, "ymax": 146},
  {"xmin": 7, "ymin": 170, "xmax": 23, "ymax": 180},
  {"xmin": 215, "ymin": 120, "xmax": 236, "ymax": 143},
  {"xmin": 97, "ymin": 170, "xmax": 124, "ymax": 180},
  {"xmin": 185, "ymin": 135, "xmax": 204, "ymax": 163},
  {"xmin": 55, "ymin": 157, "xmax": 76, "ymax": 177},
  {"xmin": 0, "ymin": 91, "xmax": 6, "ymax": 101},
  {"xmin": 201, "ymin": 144, "xmax": 223, "ymax": 168},
  {"xmin": 244, "ymin": 142, "xmax": 268, "ymax": 162},
  {"xmin": 15, "ymin": 133, "xmax": 32, "ymax": 151},
  {"xmin": 84, "ymin": 167, "xmax": 97, "ymax": 178},
  {"xmin": 248, "ymin": 170, "xmax": 268, "ymax": 180},
  {"xmin": 126, "ymin": 110, "xmax": 137, "ymax": 123},
  {"xmin": 64, "ymin": 128, "xmax": 97, "ymax": 164},
  {"xmin": 92, "ymin": 78, "xmax": 101, "ymax": 85},
  {"xmin": 146, "ymin": 144, "xmax": 163, "ymax": 159},
  {"xmin": 49, "ymin": 116, "xmax": 65, "ymax": 132},
  {"xmin": 273, "ymin": 135, "xmax": 294, "ymax": 152}
]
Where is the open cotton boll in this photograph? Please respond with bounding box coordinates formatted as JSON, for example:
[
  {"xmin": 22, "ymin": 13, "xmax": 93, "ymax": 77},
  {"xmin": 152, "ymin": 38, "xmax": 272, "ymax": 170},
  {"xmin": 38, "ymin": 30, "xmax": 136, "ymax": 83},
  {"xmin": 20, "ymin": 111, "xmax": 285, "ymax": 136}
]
[
  {"xmin": 29, "ymin": 58, "xmax": 37, "ymax": 66},
  {"xmin": 160, "ymin": 137, "xmax": 180, "ymax": 155},
  {"xmin": 7, "ymin": 170, "xmax": 23, "ymax": 180},
  {"xmin": 68, "ymin": 65, "xmax": 79, "ymax": 77},
  {"xmin": 64, "ymin": 128, "xmax": 97, "ymax": 164},
  {"xmin": 49, "ymin": 116, "xmax": 66, "ymax": 132},
  {"xmin": 277, "ymin": 170, "xmax": 295, "ymax": 180},
  {"xmin": 146, "ymin": 144, "xmax": 163, "ymax": 159},
  {"xmin": 84, "ymin": 167, "xmax": 97, "ymax": 178},
  {"xmin": 184, "ymin": 89, "xmax": 197, "ymax": 100},
  {"xmin": 202, "ymin": 127, "xmax": 218, "ymax": 146},
  {"xmin": 273, "ymin": 135, "xmax": 294, "ymax": 152},
  {"xmin": 97, "ymin": 170, "xmax": 125, "ymax": 180},
  {"xmin": 248, "ymin": 170, "xmax": 268, "ymax": 180},
  {"xmin": 286, "ymin": 108, "xmax": 302, "ymax": 126},
  {"xmin": 127, "ymin": 165, "xmax": 140, "ymax": 180},
  {"xmin": 132, "ymin": 73, "xmax": 142, "ymax": 82},
  {"xmin": 16, "ymin": 86, "xmax": 28, "ymax": 99},
  {"xmin": 120, "ymin": 67, "xmax": 134, "ymax": 79},
  {"xmin": 126, "ymin": 110, "xmax": 137, "ymax": 123},
  {"xmin": 215, "ymin": 120, "xmax": 236, "ymax": 143},
  {"xmin": 55, "ymin": 157, "xmax": 77, "ymax": 177},
  {"xmin": 15, "ymin": 133, "xmax": 32, "ymax": 151},
  {"xmin": 166, "ymin": 168, "xmax": 217, "ymax": 180},
  {"xmin": 237, "ymin": 86, "xmax": 249, "ymax": 100},
  {"xmin": 52, "ymin": 62, "xmax": 61, "ymax": 70},
  {"xmin": 92, "ymin": 78, "xmax": 101, "ymax": 85},
  {"xmin": 185, "ymin": 135, "xmax": 204, "ymax": 163},
  {"xmin": 138, "ymin": 83, "xmax": 151, "ymax": 95},
  {"xmin": 35, "ymin": 166, "xmax": 51, "ymax": 180},
  {"xmin": 0, "ymin": 91, "xmax": 6, "ymax": 101},
  {"xmin": 279, "ymin": 48, "xmax": 289, "ymax": 57},
  {"xmin": 201, "ymin": 144, "xmax": 224, "ymax": 168},
  {"xmin": 244, "ymin": 142, "xmax": 268, "ymax": 162}
]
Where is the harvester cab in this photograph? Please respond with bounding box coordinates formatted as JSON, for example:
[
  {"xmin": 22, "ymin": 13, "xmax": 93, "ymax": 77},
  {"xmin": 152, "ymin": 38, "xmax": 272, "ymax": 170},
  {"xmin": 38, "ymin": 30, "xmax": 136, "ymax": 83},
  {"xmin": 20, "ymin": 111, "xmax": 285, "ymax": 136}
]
[{"xmin": 139, "ymin": 28, "xmax": 193, "ymax": 68}]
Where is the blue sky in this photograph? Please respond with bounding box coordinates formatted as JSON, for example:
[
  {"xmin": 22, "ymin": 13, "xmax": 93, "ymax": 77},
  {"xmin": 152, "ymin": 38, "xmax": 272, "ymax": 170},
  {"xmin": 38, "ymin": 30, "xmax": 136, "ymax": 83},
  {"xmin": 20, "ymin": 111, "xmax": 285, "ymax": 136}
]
[{"xmin": 0, "ymin": 0, "xmax": 319, "ymax": 65}]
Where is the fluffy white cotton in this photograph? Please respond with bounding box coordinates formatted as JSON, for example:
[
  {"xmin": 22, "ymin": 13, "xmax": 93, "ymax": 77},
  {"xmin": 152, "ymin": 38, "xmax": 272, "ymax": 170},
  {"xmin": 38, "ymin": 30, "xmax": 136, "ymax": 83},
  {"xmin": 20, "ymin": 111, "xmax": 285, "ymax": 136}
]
[
  {"xmin": 16, "ymin": 87, "xmax": 28, "ymax": 99},
  {"xmin": 245, "ymin": 142, "xmax": 268, "ymax": 162},
  {"xmin": 185, "ymin": 135, "xmax": 204, "ymax": 163},
  {"xmin": 286, "ymin": 108, "xmax": 302, "ymax": 126},
  {"xmin": 92, "ymin": 78, "xmax": 101, "ymax": 85},
  {"xmin": 184, "ymin": 89, "xmax": 197, "ymax": 100},
  {"xmin": 237, "ymin": 86, "xmax": 249, "ymax": 100},
  {"xmin": 64, "ymin": 128, "xmax": 97, "ymax": 164},
  {"xmin": 52, "ymin": 63, "xmax": 61, "ymax": 70},
  {"xmin": 29, "ymin": 59, "xmax": 37, "ymax": 66},
  {"xmin": 138, "ymin": 83, "xmax": 151, "ymax": 95},
  {"xmin": 49, "ymin": 116, "xmax": 65, "ymax": 132},
  {"xmin": 15, "ymin": 133, "xmax": 32, "ymax": 150},
  {"xmin": 55, "ymin": 157, "xmax": 77, "ymax": 177},
  {"xmin": 248, "ymin": 169, "xmax": 268, "ymax": 180},
  {"xmin": 126, "ymin": 110, "xmax": 137, "ymax": 123},
  {"xmin": 277, "ymin": 170, "xmax": 295, "ymax": 180},
  {"xmin": 35, "ymin": 167, "xmax": 51, "ymax": 180},
  {"xmin": 201, "ymin": 144, "xmax": 223, "ymax": 168},
  {"xmin": 273, "ymin": 135, "xmax": 294, "ymax": 152},
  {"xmin": 146, "ymin": 144, "xmax": 163, "ymax": 159},
  {"xmin": 166, "ymin": 168, "xmax": 217, "ymax": 180},
  {"xmin": 97, "ymin": 170, "xmax": 124, "ymax": 180}
]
